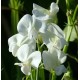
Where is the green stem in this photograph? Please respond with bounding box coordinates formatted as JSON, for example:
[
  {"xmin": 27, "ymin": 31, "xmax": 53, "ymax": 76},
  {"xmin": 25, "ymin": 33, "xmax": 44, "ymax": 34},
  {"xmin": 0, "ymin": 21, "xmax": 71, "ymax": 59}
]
[
  {"xmin": 31, "ymin": 73, "xmax": 33, "ymax": 80},
  {"xmin": 26, "ymin": 75, "xmax": 29, "ymax": 80},
  {"xmin": 72, "ymin": 5, "xmax": 78, "ymax": 22},
  {"xmin": 63, "ymin": 5, "xmax": 78, "ymax": 53},
  {"xmin": 51, "ymin": 70, "xmax": 56, "ymax": 80},
  {"xmin": 37, "ymin": 39, "xmax": 40, "ymax": 51},
  {"xmin": 56, "ymin": 0, "xmax": 59, "ymax": 4},
  {"xmin": 11, "ymin": 10, "xmax": 19, "ymax": 34},
  {"xmin": 74, "ymin": 25, "xmax": 78, "ymax": 37},
  {"xmin": 73, "ymin": 5, "xmax": 78, "ymax": 37},
  {"xmin": 63, "ymin": 15, "xmax": 71, "ymax": 53},
  {"xmin": 67, "ymin": 54, "xmax": 78, "ymax": 62},
  {"xmin": 36, "ymin": 69, "xmax": 38, "ymax": 80}
]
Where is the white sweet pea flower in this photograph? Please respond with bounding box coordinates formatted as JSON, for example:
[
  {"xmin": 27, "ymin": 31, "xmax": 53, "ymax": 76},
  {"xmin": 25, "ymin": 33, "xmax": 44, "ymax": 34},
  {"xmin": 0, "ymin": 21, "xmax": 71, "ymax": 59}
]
[
  {"xmin": 15, "ymin": 44, "xmax": 41, "ymax": 75},
  {"xmin": 8, "ymin": 33, "xmax": 36, "ymax": 57},
  {"xmin": 17, "ymin": 14, "xmax": 42, "ymax": 40},
  {"xmin": 16, "ymin": 13, "xmax": 67, "ymax": 50},
  {"xmin": 42, "ymin": 47, "xmax": 67, "ymax": 76},
  {"xmin": 32, "ymin": 2, "xmax": 59, "ymax": 22},
  {"xmin": 39, "ymin": 23, "xmax": 67, "ymax": 49}
]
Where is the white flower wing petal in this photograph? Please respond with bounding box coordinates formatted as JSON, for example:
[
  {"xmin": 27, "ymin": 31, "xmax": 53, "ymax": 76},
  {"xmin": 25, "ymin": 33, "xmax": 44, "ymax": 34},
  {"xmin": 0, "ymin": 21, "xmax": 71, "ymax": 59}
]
[
  {"xmin": 32, "ymin": 10, "xmax": 49, "ymax": 20},
  {"xmin": 32, "ymin": 16, "xmax": 42, "ymax": 31},
  {"xmin": 8, "ymin": 34, "xmax": 24, "ymax": 56},
  {"xmin": 39, "ymin": 22, "xmax": 48, "ymax": 33},
  {"xmin": 54, "ymin": 65, "xmax": 67, "ymax": 76},
  {"xmin": 41, "ymin": 31, "xmax": 54, "ymax": 45},
  {"xmin": 21, "ymin": 65, "xmax": 31, "ymax": 75},
  {"xmin": 28, "ymin": 51, "xmax": 41, "ymax": 69},
  {"xmin": 50, "ymin": 2, "xmax": 59, "ymax": 15},
  {"xmin": 8, "ymin": 34, "xmax": 17, "ymax": 46},
  {"xmin": 11, "ymin": 44, "xmax": 19, "ymax": 56},
  {"xmin": 48, "ymin": 23, "xmax": 65, "ymax": 38},
  {"xmin": 17, "ymin": 14, "xmax": 32, "ymax": 35},
  {"xmin": 17, "ymin": 44, "xmax": 30, "ymax": 62},
  {"xmin": 42, "ymin": 50, "xmax": 60, "ymax": 71},
  {"xmin": 32, "ymin": 3, "xmax": 49, "ymax": 20},
  {"xmin": 57, "ymin": 51, "xmax": 67, "ymax": 64},
  {"xmin": 56, "ymin": 37, "xmax": 67, "ymax": 49}
]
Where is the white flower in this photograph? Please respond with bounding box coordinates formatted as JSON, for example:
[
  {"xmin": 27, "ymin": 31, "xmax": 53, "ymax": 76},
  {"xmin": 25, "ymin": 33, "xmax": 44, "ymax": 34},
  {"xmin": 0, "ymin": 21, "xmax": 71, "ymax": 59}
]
[
  {"xmin": 17, "ymin": 14, "xmax": 42, "ymax": 40},
  {"xmin": 15, "ymin": 44, "xmax": 41, "ymax": 75},
  {"xmin": 40, "ymin": 23, "xmax": 67, "ymax": 49},
  {"xmin": 8, "ymin": 33, "xmax": 36, "ymax": 57},
  {"xmin": 32, "ymin": 2, "xmax": 59, "ymax": 22},
  {"xmin": 42, "ymin": 47, "xmax": 67, "ymax": 75},
  {"xmin": 16, "ymin": 13, "xmax": 67, "ymax": 50}
]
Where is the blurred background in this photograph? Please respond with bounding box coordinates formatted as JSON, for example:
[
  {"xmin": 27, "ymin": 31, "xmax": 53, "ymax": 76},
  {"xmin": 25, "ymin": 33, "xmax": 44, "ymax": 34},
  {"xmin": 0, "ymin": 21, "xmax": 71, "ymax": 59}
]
[{"xmin": 1, "ymin": 0, "xmax": 78, "ymax": 80}]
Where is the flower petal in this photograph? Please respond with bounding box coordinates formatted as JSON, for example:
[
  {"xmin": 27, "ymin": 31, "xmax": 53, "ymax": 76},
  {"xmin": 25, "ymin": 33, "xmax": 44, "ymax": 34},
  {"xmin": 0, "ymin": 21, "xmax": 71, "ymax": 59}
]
[
  {"xmin": 28, "ymin": 26, "xmax": 38, "ymax": 40},
  {"xmin": 41, "ymin": 31, "xmax": 54, "ymax": 45},
  {"xmin": 33, "ymin": 3, "xmax": 48, "ymax": 13},
  {"xmin": 28, "ymin": 51, "xmax": 41, "ymax": 69},
  {"xmin": 17, "ymin": 44, "xmax": 30, "ymax": 62},
  {"xmin": 54, "ymin": 65, "xmax": 67, "ymax": 76},
  {"xmin": 32, "ymin": 3, "xmax": 49, "ymax": 20},
  {"xmin": 17, "ymin": 14, "xmax": 32, "ymax": 35},
  {"xmin": 48, "ymin": 23, "xmax": 65, "ymax": 38},
  {"xmin": 57, "ymin": 51, "xmax": 67, "ymax": 64},
  {"xmin": 50, "ymin": 2, "xmax": 59, "ymax": 15},
  {"xmin": 8, "ymin": 34, "xmax": 17, "ymax": 46},
  {"xmin": 8, "ymin": 33, "xmax": 24, "ymax": 56},
  {"xmin": 48, "ymin": 37, "xmax": 67, "ymax": 49},
  {"xmin": 42, "ymin": 49, "xmax": 60, "ymax": 71},
  {"xmin": 32, "ymin": 16, "xmax": 42, "ymax": 31},
  {"xmin": 14, "ymin": 63, "xmax": 23, "ymax": 66},
  {"xmin": 39, "ymin": 22, "xmax": 48, "ymax": 33},
  {"xmin": 11, "ymin": 44, "xmax": 19, "ymax": 56},
  {"xmin": 21, "ymin": 65, "xmax": 31, "ymax": 75}
]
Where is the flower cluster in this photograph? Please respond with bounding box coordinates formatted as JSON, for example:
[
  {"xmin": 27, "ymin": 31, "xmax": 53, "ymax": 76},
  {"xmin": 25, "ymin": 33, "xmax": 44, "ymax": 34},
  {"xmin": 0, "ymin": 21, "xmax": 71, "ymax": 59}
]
[{"xmin": 8, "ymin": 2, "xmax": 67, "ymax": 76}]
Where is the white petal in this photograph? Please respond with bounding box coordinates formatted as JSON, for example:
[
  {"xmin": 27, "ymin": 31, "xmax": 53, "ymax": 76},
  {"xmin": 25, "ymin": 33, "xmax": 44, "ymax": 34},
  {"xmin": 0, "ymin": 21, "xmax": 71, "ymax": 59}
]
[
  {"xmin": 41, "ymin": 31, "xmax": 54, "ymax": 45},
  {"xmin": 57, "ymin": 51, "xmax": 67, "ymax": 64},
  {"xmin": 33, "ymin": 3, "xmax": 49, "ymax": 14},
  {"xmin": 48, "ymin": 23, "xmax": 65, "ymax": 38},
  {"xmin": 33, "ymin": 16, "xmax": 48, "ymax": 33},
  {"xmin": 54, "ymin": 65, "xmax": 67, "ymax": 76},
  {"xmin": 28, "ymin": 26, "xmax": 38, "ymax": 40},
  {"xmin": 42, "ymin": 50, "xmax": 60, "ymax": 71},
  {"xmin": 39, "ymin": 22, "xmax": 48, "ymax": 33},
  {"xmin": 50, "ymin": 2, "xmax": 59, "ymax": 14},
  {"xmin": 17, "ymin": 44, "xmax": 30, "ymax": 62},
  {"xmin": 32, "ymin": 16, "xmax": 42, "ymax": 31},
  {"xmin": 24, "ymin": 38, "xmax": 36, "ymax": 53},
  {"xmin": 21, "ymin": 65, "xmax": 31, "ymax": 75},
  {"xmin": 8, "ymin": 34, "xmax": 24, "ymax": 56},
  {"xmin": 50, "ymin": 37, "xmax": 67, "ymax": 49},
  {"xmin": 16, "ymin": 34, "xmax": 25, "ymax": 46},
  {"xmin": 17, "ymin": 14, "xmax": 32, "ymax": 35},
  {"xmin": 32, "ymin": 10, "xmax": 49, "ymax": 20},
  {"xmin": 32, "ymin": 3, "xmax": 49, "ymax": 20},
  {"xmin": 14, "ymin": 63, "xmax": 23, "ymax": 66},
  {"xmin": 48, "ymin": 47, "xmax": 67, "ymax": 64},
  {"xmin": 11, "ymin": 44, "xmax": 19, "ymax": 57},
  {"xmin": 8, "ymin": 33, "xmax": 24, "ymax": 46},
  {"xmin": 8, "ymin": 34, "xmax": 17, "ymax": 46},
  {"xmin": 28, "ymin": 51, "xmax": 41, "ymax": 69},
  {"xmin": 55, "ymin": 37, "xmax": 67, "ymax": 49}
]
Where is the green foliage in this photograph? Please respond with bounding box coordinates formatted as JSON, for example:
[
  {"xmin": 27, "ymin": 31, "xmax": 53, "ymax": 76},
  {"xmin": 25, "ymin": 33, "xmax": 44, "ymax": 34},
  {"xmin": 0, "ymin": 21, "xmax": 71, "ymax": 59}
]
[{"xmin": 9, "ymin": 0, "xmax": 24, "ymax": 34}]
